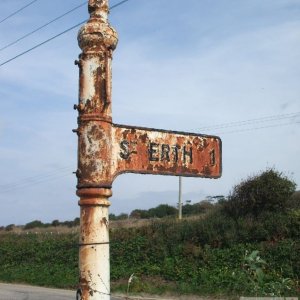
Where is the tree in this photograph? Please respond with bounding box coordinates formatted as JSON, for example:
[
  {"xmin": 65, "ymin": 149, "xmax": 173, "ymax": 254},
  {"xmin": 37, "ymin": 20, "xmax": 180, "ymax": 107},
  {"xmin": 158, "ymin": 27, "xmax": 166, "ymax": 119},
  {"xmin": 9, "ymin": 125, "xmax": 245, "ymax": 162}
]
[
  {"xmin": 182, "ymin": 200, "xmax": 215, "ymax": 216},
  {"xmin": 5, "ymin": 224, "xmax": 15, "ymax": 231},
  {"xmin": 148, "ymin": 204, "xmax": 177, "ymax": 218},
  {"xmin": 73, "ymin": 217, "xmax": 80, "ymax": 226},
  {"xmin": 224, "ymin": 169, "xmax": 296, "ymax": 218},
  {"xmin": 130, "ymin": 209, "xmax": 150, "ymax": 219},
  {"xmin": 51, "ymin": 220, "xmax": 60, "ymax": 227},
  {"xmin": 24, "ymin": 220, "xmax": 44, "ymax": 230},
  {"xmin": 117, "ymin": 213, "xmax": 129, "ymax": 220}
]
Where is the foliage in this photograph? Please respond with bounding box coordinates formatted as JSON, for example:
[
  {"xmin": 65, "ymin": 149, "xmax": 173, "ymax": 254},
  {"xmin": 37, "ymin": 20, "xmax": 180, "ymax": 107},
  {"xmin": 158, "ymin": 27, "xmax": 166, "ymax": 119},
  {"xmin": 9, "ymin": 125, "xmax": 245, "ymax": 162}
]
[
  {"xmin": 0, "ymin": 213, "xmax": 299, "ymax": 296},
  {"xmin": 5, "ymin": 224, "xmax": 15, "ymax": 231},
  {"xmin": 130, "ymin": 204, "xmax": 177, "ymax": 219},
  {"xmin": 0, "ymin": 233, "xmax": 78, "ymax": 288},
  {"xmin": 242, "ymin": 250, "xmax": 296, "ymax": 296},
  {"xmin": 243, "ymin": 250, "xmax": 266, "ymax": 287},
  {"xmin": 110, "ymin": 209, "xmax": 300, "ymax": 296},
  {"xmin": 24, "ymin": 220, "xmax": 45, "ymax": 229},
  {"xmin": 109, "ymin": 213, "xmax": 129, "ymax": 220},
  {"xmin": 223, "ymin": 169, "xmax": 296, "ymax": 218},
  {"xmin": 287, "ymin": 191, "xmax": 300, "ymax": 209},
  {"xmin": 0, "ymin": 168, "xmax": 299, "ymax": 296},
  {"xmin": 148, "ymin": 204, "xmax": 178, "ymax": 218},
  {"xmin": 129, "ymin": 200, "xmax": 217, "ymax": 220},
  {"xmin": 51, "ymin": 220, "xmax": 60, "ymax": 227},
  {"xmin": 21, "ymin": 217, "xmax": 81, "ymax": 230},
  {"xmin": 182, "ymin": 200, "xmax": 214, "ymax": 216}
]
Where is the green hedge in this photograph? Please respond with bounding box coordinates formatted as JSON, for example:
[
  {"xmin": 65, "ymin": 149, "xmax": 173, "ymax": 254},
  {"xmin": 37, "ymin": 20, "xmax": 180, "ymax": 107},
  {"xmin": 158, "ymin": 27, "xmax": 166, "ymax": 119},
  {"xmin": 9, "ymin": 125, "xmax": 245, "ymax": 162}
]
[{"xmin": 0, "ymin": 211, "xmax": 299, "ymax": 296}]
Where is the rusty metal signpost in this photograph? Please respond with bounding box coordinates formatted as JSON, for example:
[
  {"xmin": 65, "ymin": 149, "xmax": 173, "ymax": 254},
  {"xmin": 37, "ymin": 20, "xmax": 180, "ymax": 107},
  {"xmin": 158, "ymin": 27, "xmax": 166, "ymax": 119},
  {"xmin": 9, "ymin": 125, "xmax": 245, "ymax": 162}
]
[{"xmin": 74, "ymin": 1, "xmax": 222, "ymax": 299}]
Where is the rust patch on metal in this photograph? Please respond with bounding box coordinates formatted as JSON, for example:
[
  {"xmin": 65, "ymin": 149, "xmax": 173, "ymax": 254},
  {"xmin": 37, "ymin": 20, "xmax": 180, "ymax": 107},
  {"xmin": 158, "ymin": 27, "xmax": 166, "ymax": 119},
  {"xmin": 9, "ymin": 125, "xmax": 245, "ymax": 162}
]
[{"xmin": 112, "ymin": 124, "xmax": 222, "ymax": 180}]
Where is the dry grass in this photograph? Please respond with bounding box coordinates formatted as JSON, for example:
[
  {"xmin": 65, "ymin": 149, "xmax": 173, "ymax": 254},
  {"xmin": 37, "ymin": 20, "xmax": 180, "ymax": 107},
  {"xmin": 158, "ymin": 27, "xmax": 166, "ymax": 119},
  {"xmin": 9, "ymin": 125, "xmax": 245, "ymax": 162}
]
[{"xmin": 0, "ymin": 215, "xmax": 207, "ymax": 235}]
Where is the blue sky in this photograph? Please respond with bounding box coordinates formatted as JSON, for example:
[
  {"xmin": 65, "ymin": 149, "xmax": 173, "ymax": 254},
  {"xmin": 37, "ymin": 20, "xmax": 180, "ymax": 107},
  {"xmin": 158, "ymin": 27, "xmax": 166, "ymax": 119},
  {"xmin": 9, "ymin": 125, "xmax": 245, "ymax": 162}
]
[{"xmin": 0, "ymin": 0, "xmax": 299, "ymax": 226}]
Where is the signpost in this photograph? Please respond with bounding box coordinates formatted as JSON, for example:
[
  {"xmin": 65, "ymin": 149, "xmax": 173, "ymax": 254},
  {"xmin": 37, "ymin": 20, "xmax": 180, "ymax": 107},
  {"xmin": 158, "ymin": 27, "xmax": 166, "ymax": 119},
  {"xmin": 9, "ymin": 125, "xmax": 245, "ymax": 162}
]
[
  {"xmin": 113, "ymin": 124, "xmax": 221, "ymax": 179},
  {"xmin": 74, "ymin": 1, "xmax": 222, "ymax": 299}
]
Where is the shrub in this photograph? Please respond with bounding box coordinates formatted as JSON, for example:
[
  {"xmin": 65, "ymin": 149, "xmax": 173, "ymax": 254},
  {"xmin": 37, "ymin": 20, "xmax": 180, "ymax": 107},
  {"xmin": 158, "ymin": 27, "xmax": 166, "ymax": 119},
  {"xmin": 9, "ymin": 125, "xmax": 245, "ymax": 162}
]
[
  {"xmin": 287, "ymin": 191, "xmax": 300, "ymax": 209},
  {"xmin": 5, "ymin": 224, "xmax": 15, "ymax": 231},
  {"xmin": 182, "ymin": 200, "xmax": 215, "ymax": 216},
  {"xmin": 223, "ymin": 169, "xmax": 296, "ymax": 218},
  {"xmin": 24, "ymin": 220, "xmax": 44, "ymax": 230}
]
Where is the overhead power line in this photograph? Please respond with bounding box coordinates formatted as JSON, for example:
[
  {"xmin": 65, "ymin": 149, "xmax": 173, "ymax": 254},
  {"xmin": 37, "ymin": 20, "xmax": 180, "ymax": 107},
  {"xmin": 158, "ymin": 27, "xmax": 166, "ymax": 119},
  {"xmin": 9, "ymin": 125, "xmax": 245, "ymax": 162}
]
[
  {"xmin": 0, "ymin": 0, "xmax": 39, "ymax": 25},
  {"xmin": 0, "ymin": 20, "xmax": 86, "ymax": 67},
  {"xmin": 216, "ymin": 120, "xmax": 300, "ymax": 135},
  {"xmin": 0, "ymin": 167, "xmax": 74, "ymax": 194},
  {"xmin": 0, "ymin": 166, "xmax": 72, "ymax": 189},
  {"xmin": 110, "ymin": 0, "xmax": 130, "ymax": 10},
  {"xmin": 194, "ymin": 111, "xmax": 300, "ymax": 132},
  {"xmin": 0, "ymin": 0, "xmax": 131, "ymax": 68},
  {"xmin": 0, "ymin": 1, "xmax": 88, "ymax": 52},
  {"xmin": 0, "ymin": 172, "xmax": 73, "ymax": 194}
]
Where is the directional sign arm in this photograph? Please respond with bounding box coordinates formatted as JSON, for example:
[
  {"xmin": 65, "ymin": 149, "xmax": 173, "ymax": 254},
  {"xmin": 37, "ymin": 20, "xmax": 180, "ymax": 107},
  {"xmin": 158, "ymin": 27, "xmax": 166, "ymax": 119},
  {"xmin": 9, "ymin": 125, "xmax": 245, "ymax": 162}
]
[{"xmin": 111, "ymin": 124, "xmax": 222, "ymax": 180}]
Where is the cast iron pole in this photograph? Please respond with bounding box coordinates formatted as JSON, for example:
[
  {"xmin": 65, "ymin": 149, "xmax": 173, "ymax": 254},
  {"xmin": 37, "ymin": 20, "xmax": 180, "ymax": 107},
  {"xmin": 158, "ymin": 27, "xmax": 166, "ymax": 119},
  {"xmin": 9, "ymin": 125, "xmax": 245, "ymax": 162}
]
[{"xmin": 75, "ymin": 1, "xmax": 118, "ymax": 299}]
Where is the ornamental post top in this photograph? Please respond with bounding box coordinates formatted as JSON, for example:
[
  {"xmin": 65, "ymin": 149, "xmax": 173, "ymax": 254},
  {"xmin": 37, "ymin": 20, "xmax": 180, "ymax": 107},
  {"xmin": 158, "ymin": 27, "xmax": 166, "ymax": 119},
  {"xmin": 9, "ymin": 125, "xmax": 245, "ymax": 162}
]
[
  {"xmin": 88, "ymin": 0, "xmax": 109, "ymax": 21},
  {"xmin": 78, "ymin": 0, "xmax": 118, "ymax": 53}
]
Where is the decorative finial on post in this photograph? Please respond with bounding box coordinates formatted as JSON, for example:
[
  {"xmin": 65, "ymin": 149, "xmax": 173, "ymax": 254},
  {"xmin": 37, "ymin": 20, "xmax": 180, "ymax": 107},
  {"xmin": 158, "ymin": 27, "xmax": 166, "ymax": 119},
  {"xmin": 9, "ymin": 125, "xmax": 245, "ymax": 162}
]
[
  {"xmin": 88, "ymin": 0, "xmax": 109, "ymax": 20},
  {"xmin": 77, "ymin": 0, "xmax": 118, "ymax": 119},
  {"xmin": 78, "ymin": 0, "xmax": 118, "ymax": 53}
]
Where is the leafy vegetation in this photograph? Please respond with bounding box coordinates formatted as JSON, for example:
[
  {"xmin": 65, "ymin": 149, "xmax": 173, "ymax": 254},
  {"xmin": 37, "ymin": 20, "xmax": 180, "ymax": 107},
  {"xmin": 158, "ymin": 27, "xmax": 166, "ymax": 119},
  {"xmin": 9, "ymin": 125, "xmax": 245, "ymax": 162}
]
[
  {"xmin": 0, "ymin": 233, "xmax": 78, "ymax": 288},
  {"xmin": 0, "ymin": 213, "xmax": 299, "ymax": 296},
  {"xmin": 0, "ymin": 168, "xmax": 299, "ymax": 297},
  {"xmin": 223, "ymin": 169, "xmax": 296, "ymax": 218}
]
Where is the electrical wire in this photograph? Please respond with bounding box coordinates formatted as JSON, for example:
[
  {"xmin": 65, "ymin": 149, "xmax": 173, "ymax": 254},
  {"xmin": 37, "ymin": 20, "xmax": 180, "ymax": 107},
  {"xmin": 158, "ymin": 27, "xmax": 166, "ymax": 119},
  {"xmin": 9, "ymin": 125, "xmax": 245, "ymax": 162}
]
[
  {"xmin": 0, "ymin": 1, "xmax": 88, "ymax": 52},
  {"xmin": 193, "ymin": 111, "xmax": 300, "ymax": 132},
  {"xmin": 0, "ymin": 0, "xmax": 131, "ymax": 68},
  {"xmin": 0, "ymin": 20, "xmax": 87, "ymax": 67},
  {"xmin": 0, "ymin": 0, "xmax": 39, "ymax": 25},
  {"xmin": 0, "ymin": 167, "xmax": 73, "ymax": 193},
  {"xmin": 216, "ymin": 120, "xmax": 300, "ymax": 135},
  {"xmin": 0, "ymin": 169, "xmax": 73, "ymax": 194},
  {"xmin": 0, "ymin": 166, "xmax": 73, "ymax": 189},
  {"xmin": 110, "ymin": 0, "xmax": 130, "ymax": 10}
]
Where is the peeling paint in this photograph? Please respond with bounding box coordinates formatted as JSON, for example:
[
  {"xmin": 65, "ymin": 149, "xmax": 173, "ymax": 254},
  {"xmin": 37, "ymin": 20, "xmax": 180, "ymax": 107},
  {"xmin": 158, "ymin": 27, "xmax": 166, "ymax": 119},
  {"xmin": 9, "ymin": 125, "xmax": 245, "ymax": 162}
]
[
  {"xmin": 76, "ymin": 1, "xmax": 116, "ymax": 299},
  {"xmin": 111, "ymin": 124, "xmax": 222, "ymax": 181}
]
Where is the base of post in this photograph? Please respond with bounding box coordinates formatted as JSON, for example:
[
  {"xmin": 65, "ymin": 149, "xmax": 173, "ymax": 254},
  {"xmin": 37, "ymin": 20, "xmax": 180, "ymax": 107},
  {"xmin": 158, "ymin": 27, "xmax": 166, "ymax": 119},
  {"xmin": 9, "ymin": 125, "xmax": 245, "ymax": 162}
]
[{"xmin": 77, "ymin": 187, "xmax": 112, "ymax": 300}]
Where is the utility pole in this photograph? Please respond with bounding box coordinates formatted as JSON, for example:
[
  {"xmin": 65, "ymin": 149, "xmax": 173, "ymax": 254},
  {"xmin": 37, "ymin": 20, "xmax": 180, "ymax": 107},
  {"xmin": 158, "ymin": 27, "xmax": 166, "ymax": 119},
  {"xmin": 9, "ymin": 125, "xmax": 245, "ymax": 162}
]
[
  {"xmin": 75, "ymin": 0, "xmax": 117, "ymax": 299},
  {"xmin": 178, "ymin": 176, "xmax": 182, "ymax": 220}
]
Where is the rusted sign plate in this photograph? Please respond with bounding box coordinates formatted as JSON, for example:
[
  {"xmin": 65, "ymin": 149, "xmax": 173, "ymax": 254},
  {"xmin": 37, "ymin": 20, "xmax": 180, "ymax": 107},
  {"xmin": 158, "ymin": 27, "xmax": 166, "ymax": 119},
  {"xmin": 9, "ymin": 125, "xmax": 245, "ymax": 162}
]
[{"xmin": 112, "ymin": 124, "xmax": 222, "ymax": 179}]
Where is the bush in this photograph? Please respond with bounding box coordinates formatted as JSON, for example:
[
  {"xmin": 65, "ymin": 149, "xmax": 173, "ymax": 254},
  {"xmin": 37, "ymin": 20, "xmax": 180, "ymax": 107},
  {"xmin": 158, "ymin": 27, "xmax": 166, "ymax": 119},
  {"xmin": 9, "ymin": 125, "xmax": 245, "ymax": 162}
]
[
  {"xmin": 130, "ymin": 205, "xmax": 177, "ymax": 219},
  {"xmin": 287, "ymin": 191, "xmax": 300, "ymax": 209},
  {"xmin": 182, "ymin": 200, "xmax": 214, "ymax": 216},
  {"xmin": 24, "ymin": 220, "xmax": 44, "ymax": 230},
  {"xmin": 0, "ymin": 215, "xmax": 299, "ymax": 296},
  {"xmin": 223, "ymin": 169, "xmax": 296, "ymax": 218},
  {"xmin": 5, "ymin": 224, "xmax": 15, "ymax": 231}
]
